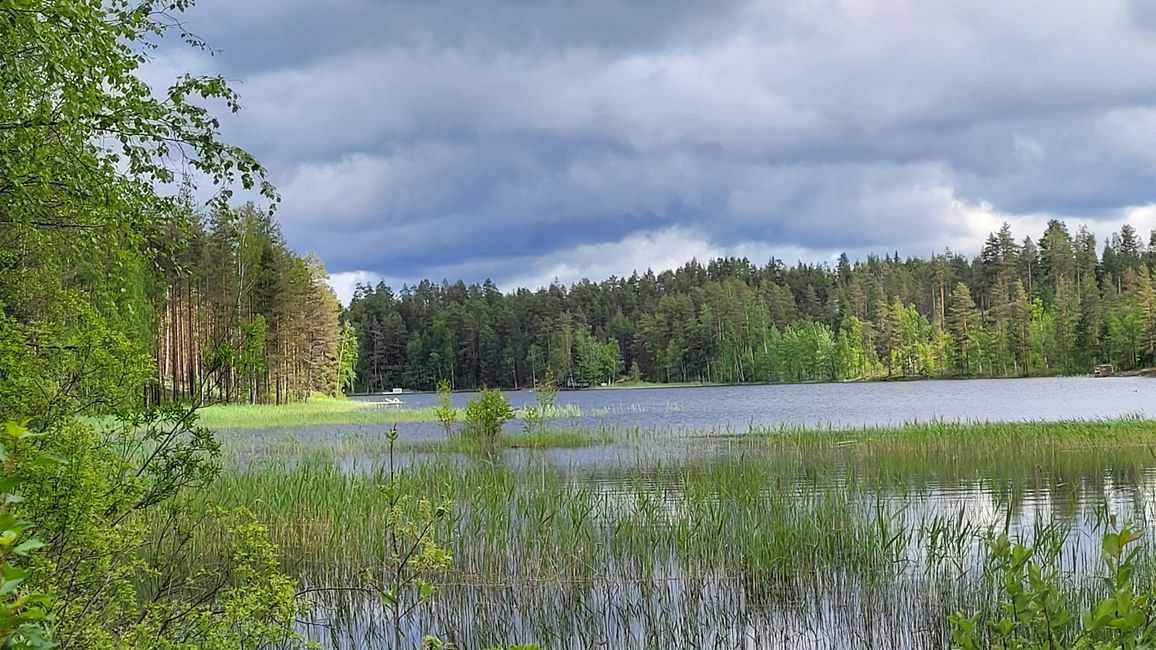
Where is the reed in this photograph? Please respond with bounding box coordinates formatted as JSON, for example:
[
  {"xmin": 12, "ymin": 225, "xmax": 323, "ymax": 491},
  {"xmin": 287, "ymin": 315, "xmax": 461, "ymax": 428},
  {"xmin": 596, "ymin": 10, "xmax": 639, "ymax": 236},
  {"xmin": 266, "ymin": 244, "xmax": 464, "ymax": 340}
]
[{"xmin": 149, "ymin": 417, "xmax": 1156, "ymax": 648}]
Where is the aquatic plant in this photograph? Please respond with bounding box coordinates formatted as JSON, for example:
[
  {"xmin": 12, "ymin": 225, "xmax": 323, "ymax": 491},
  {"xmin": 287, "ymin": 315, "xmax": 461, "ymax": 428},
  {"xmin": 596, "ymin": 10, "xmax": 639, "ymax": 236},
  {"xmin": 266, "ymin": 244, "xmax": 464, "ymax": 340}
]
[{"xmin": 164, "ymin": 417, "xmax": 1156, "ymax": 647}]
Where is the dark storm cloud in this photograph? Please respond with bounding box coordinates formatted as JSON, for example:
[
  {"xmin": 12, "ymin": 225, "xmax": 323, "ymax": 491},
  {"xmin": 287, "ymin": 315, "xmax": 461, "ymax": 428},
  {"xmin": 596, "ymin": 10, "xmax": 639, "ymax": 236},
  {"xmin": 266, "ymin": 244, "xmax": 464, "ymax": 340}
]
[
  {"xmin": 156, "ymin": 0, "xmax": 1156, "ymax": 301},
  {"xmin": 182, "ymin": 0, "xmax": 753, "ymax": 76}
]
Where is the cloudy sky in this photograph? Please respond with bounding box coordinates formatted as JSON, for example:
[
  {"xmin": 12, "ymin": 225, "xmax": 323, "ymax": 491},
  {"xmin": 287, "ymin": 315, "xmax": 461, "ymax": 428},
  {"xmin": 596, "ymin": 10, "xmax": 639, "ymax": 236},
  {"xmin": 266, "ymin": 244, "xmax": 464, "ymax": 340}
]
[{"xmin": 157, "ymin": 0, "xmax": 1156, "ymax": 302}]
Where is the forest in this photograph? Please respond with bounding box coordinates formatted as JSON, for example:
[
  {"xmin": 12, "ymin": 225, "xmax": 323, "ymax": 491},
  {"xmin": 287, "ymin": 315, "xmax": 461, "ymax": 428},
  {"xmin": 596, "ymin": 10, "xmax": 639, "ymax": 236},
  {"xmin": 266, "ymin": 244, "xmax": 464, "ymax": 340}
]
[
  {"xmin": 0, "ymin": 1, "xmax": 341, "ymax": 646},
  {"xmin": 346, "ymin": 221, "xmax": 1156, "ymax": 391},
  {"xmin": 153, "ymin": 201, "xmax": 355, "ymax": 405}
]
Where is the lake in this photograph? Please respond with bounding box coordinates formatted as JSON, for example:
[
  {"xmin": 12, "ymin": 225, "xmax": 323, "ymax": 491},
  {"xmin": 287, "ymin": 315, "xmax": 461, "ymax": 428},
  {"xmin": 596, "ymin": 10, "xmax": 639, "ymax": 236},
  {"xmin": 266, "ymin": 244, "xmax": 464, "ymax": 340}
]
[
  {"xmin": 214, "ymin": 378, "xmax": 1156, "ymax": 649},
  {"xmin": 355, "ymin": 375, "xmax": 1156, "ymax": 431}
]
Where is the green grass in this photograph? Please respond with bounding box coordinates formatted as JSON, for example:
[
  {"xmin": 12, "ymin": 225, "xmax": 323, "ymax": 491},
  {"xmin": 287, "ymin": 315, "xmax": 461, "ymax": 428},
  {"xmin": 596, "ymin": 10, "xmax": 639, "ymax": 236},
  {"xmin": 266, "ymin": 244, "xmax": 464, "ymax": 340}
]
[
  {"xmin": 195, "ymin": 398, "xmax": 448, "ymax": 429},
  {"xmin": 196, "ymin": 397, "xmax": 584, "ymax": 430},
  {"xmin": 187, "ymin": 417, "xmax": 1156, "ymax": 569},
  {"xmin": 149, "ymin": 416, "xmax": 1156, "ymax": 647},
  {"xmin": 400, "ymin": 429, "xmax": 611, "ymax": 453},
  {"xmin": 745, "ymin": 416, "xmax": 1156, "ymax": 485}
]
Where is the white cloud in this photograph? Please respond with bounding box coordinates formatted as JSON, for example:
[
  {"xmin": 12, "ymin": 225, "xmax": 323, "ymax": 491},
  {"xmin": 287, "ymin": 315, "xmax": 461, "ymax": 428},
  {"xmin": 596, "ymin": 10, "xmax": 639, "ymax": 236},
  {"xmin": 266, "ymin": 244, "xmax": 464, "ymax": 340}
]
[
  {"xmin": 328, "ymin": 270, "xmax": 384, "ymax": 306},
  {"xmin": 503, "ymin": 227, "xmax": 723, "ymax": 289}
]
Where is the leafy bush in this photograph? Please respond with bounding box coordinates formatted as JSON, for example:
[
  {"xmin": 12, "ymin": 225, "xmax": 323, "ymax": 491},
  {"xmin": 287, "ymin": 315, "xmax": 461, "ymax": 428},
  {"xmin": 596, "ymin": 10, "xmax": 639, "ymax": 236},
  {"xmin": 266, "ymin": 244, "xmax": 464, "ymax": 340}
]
[
  {"xmin": 376, "ymin": 427, "xmax": 452, "ymax": 648},
  {"xmin": 951, "ymin": 526, "xmax": 1156, "ymax": 650},
  {"xmin": 11, "ymin": 410, "xmax": 309, "ymax": 649},
  {"xmin": 0, "ymin": 422, "xmax": 56, "ymax": 650},
  {"xmin": 463, "ymin": 389, "xmax": 513, "ymax": 441},
  {"xmin": 434, "ymin": 380, "xmax": 457, "ymax": 437}
]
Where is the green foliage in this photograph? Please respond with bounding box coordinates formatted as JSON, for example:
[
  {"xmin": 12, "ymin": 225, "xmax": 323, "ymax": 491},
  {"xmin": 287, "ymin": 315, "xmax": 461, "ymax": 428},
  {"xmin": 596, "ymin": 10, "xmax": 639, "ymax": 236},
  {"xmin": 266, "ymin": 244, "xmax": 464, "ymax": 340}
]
[
  {"xmin": 348, "ymin": 221, "xmax": 1156, "ymax": 390},
  {"xmin": 951, "ymin": 526, "xmax": 1156, "ymax": 650},
  {"xmin": 0, "ymin": 422, "xmax": 57, "ymax": 650},
  {"xmin": 462, "ymin": 389, "xmax": 514, "ymax": 441},
  {"xmin": 521, "ymin": 370, "xmax": 557, "ymax": 436},
  {"xmin": 0, "ymin": 0, "xmax": 318, "ymax": 646},
  {"xmin": 156, "ymin": 207, "xmax": 346, "ymax": 404},
  {"xmin": 7, "ymin": 409, "xmax": 309, "ymax": 649},
  {"xmin": 337, "ymin": 321, "xmax": 359, "ymax": 396},
  {"xmin": 534, "ymin": 369, "xmax": 558, "ymax": 412},
  {"xmin": 434, "ymin": 380, "xmax": 457, "ymax": 438},
  {"xmin": 1, "ymin": 0, "xmax": 274, "ymax": 237},
  {"xmin": 374, "ymin": 427, "xmax": 452, "ymax": 648},
  {"xmin": 131, "ymin": 510, "xmax": 307, "ymax": 649}
]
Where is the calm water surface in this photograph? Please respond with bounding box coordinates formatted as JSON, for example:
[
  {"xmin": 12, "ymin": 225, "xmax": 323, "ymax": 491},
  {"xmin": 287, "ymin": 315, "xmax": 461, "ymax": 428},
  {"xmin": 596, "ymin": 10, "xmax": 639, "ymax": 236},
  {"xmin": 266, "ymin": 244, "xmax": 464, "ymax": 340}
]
[
  {"xmin": 229, "ymin": 377, "xmax": 1156, "ymax": 471},
  {"xmin": 227, "ymin": 378, "xmax": 1156, "ymax": 649},
  {"xmin": 357, "ymin": 376, "xmax": 1156, "ymax": 431}
]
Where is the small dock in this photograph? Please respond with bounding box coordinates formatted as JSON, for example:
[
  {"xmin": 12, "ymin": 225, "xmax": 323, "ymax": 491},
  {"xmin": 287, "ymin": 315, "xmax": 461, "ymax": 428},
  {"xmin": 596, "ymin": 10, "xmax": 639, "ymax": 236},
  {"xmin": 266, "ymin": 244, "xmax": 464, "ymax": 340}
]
[{"xmin": 367, "ymin": 397, "xmax": 404, "ymax": 409}]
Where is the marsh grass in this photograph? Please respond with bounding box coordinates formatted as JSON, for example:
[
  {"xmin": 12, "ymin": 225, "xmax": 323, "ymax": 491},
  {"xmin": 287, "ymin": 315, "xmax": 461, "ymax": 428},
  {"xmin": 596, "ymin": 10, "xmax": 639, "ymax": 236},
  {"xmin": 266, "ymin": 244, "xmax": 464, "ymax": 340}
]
[
  {"xmin": 404, "ymin": 429, "xmax": 612, "ymax": 453},
  {"xmin": 152, "ymin": 417, "xmax": 1156, "ymax": 648},
  {"xmin": 750, "ymin": 417, "xmax": 1156, "ymax": 488}
]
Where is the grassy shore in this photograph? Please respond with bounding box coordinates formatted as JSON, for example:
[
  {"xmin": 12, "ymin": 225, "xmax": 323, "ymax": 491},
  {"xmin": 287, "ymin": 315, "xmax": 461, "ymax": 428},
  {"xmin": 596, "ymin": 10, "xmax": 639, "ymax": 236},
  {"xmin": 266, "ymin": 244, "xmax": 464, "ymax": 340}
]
[
  {"xmin": 195, "ymin": 398, "xmax": 444, "ymax": 429},
  {"xmin": 196, "ymin": 397, "xmax": 581, "ymax": 430}
]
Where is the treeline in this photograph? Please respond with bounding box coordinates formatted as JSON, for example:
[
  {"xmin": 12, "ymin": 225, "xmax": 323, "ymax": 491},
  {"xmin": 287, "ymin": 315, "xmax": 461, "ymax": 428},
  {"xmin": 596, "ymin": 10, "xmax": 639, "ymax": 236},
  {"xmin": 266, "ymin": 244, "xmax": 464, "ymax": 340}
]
[
  {"xmin": 346, "ymin": 221, "xmax": 1156, "ymax": 391},
  {"xmin": 155, "ymin": 202, "xmax": 356, "ymax": 405}
]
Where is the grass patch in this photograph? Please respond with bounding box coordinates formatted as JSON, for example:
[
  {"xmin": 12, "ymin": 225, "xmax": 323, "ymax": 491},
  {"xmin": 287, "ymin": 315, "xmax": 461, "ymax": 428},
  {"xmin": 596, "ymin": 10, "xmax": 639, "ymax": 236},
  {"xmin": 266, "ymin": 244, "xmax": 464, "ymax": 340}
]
[
  {"xmin": 197, "ymin": 398, "xmax": 447, "ymax": 429},
  {"xmin": 403, "ymin": 428, "xmax": 612, "ymax": 453},
  {"xmin": 197, "ymin": 398, "xmax": 585, "ymax": 430}
]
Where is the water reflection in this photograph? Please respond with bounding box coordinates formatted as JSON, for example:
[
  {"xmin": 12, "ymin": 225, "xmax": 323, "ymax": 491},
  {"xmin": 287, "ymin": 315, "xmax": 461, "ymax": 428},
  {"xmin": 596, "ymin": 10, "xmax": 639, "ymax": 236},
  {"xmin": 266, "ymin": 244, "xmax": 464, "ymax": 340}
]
[
  {"xmin": 291, "ymin": 456, "xmax": 1156, "ymax": 649},
  {"xmin": 217, "ymin": 378, "xmax": 1156, "ymax": 648}
]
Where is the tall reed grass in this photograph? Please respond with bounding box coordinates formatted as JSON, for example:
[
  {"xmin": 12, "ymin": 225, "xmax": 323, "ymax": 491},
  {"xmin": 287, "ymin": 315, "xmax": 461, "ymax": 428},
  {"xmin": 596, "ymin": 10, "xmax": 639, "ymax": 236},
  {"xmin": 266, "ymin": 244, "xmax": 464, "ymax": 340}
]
[{"xmin": 150, "ymin": 417, "xmax": 1156, "ymax": 648}]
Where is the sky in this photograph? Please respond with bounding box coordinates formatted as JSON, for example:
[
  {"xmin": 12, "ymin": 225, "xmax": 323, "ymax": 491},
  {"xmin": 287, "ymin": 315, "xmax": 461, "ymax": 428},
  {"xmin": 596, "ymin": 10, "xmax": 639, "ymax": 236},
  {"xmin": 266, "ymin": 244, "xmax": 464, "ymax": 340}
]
[{"xmin": 153, "ymin": 0, "xmax": 1156, "ymax": 303}]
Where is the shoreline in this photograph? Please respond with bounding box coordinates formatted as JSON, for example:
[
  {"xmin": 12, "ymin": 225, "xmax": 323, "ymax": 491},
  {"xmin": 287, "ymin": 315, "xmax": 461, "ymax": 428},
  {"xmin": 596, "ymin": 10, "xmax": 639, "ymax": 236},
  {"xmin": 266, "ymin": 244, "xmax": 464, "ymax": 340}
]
[{"xmin": 349, "ymin": 369, "xmax": 1151, "ymax": 398}]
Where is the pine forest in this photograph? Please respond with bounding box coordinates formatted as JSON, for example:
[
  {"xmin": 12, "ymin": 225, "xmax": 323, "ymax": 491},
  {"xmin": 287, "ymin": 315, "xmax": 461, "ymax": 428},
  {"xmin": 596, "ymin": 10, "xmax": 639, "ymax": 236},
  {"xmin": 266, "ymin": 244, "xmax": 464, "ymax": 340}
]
[{"xmin": 346, "ymin": 221, "xmax": 1156, "ymax": 391}]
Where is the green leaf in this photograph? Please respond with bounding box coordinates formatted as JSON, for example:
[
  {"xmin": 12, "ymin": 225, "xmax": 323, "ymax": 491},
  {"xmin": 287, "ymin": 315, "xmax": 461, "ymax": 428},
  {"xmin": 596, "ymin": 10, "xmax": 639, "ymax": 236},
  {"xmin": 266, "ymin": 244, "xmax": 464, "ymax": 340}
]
[
  {"xmin": 13, "ymin": 539, "xmax": 44, "ymax": 556},
  {"xmin": 0, "ymin": 576, "xmax": 25, "ymax": 597},
  {"xmin": 1103, "ymin": 533, "xmax": 1121, "ymax": 560}
]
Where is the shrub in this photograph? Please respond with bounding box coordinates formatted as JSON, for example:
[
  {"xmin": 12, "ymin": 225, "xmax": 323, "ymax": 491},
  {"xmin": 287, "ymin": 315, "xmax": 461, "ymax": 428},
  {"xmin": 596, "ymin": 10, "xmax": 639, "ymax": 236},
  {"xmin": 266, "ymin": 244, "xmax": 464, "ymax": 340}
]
[
  {"xmin": 463, "ymin": 389, "xmax": 513, "ymax": 441},
  {"xmin": 434, "ymin": 380, "xmax": 457, "ymax": 437},
  {"xmin": 950, "ymin": 526, "xmax": 1156, "ymax": 650},
  {"xmin": 522, "ymin": 371, "xmax": 558, "ymax": 436}
]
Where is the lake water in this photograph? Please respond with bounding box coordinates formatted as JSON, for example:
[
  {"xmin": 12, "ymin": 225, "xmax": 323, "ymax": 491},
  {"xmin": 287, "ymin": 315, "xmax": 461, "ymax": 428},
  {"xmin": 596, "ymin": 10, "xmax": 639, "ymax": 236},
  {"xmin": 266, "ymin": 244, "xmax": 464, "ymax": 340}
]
[
  {"xmin": 355, "ymin": 376, "xmax": 1156, "ymax": 431},
  {"xmin": 227, "ymin": 378, "xmax": 1156, "ymax": 649},
  {"xmin": 228, "ymin": 377, "xmax": 1156, "ymax": 472}
]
